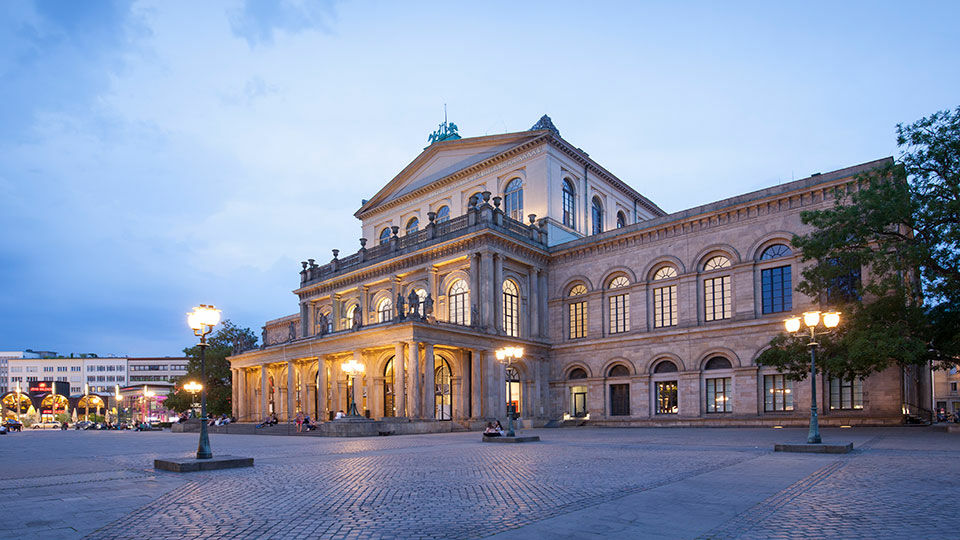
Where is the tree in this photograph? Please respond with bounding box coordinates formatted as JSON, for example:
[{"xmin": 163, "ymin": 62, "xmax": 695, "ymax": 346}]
[
  {"xmin": 758, "ymin": 107, "xmax": 960, "ymax": 379},
  {"xmin": 164, "ymin": 320, "xmax": 258, "ymax": 417}
]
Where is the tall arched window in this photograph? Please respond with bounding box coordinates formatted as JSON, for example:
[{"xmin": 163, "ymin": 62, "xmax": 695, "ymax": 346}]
[
  {"xmin": 760, "ymin": 244, "xmax": 791, "ymax": 260},
  {"xmin": 652, "ymin": 266, "xmax": 678, "ymax": 328},
  {"xmin": 504, "ymin": 178, "xmax": 523, "ymax": 221},
  {"xmin": 379, "ymin": 227, "xmax": 392, "ymax": 245},
  {"xmin": 506, "ymin": 366, "xmax": 521, "ymax": 415},
  {"xmin": 704, "ymin": 356, "xmax": 733, "ymax": 413},
  {"xmin": 562, "ymin": 179, "xmax": 576, "ymax": 228},
  {"xmin": 344, "ymin": 304, "xmax": 358, "ymax": 329},
  {"xmin": 383, "ymin": 357, "xmax": 395, "ymax": 417},
  {"xmin": 568, "ymin": 284, "xmax": 588, "ymax": 339},
  {"xmin": 703, "ymin": 256, "xmax": 732, "ymax": 322},
  {"xmin": 435, "ymin": 357, "xmax": 452, "ymax": 420},
  {"xmin": 377, "ymin": 297, "xmax": 393, "ymax": 323},
  {"xmin": 608, "ymin": 276, "xmax": 630, "ymax": 334},
  {"xmin": 415, "ymin": 288, "xmax": 427, "ymax": 318},
  {"xmin": 616, "ymin": 211, "xmax": 626, "ymax": 229},
  {"xmin": 435, "ymin": 205, "xmax": 450, "ymax": 223},
  {"xmin": 591, "ymin": 196, "xmax": 603, "ymax": 235},
  {"xmin": 759, "ymin": 244, "xmax": 792, "ymax": 314},
  {"xmin": 448, "ymin": 279, "xmax": 469, "ymax": 325},
  {"xmin": 502, "ymin": 279, "xmax": 520, "ymax": 337},
  {"xmin": 406, "ymin": 217, "xmax": 419, "ymax": 235}
]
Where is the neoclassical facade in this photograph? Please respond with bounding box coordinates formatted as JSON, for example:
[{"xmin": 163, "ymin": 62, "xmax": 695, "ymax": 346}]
[{"xmin": 228, "ymin": 115, "xmax": 927, "ymax": 428}]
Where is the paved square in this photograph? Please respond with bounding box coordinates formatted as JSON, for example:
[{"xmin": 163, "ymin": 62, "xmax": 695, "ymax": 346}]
[{"xmin": 1, "ymin": 426, "xmax": 957, "ymax": 539}]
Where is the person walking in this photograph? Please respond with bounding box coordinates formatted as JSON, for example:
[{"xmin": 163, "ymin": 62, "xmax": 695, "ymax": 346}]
[{"xmin": 295, "ymin": 412, "xmax": 304, "ymax": 433}]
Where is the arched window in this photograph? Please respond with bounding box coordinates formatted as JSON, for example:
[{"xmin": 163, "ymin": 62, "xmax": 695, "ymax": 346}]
[
  {"xmin": 652, "ymin": 266, "xmax": 678, "ymax": 328},
  {"xmin": 703, "ymin": 256, "xmax": 732, "ymax": 321},
  {"xmin": 760, "ymin": 244, "xmax": 791, "ymax": 260},
  {"xmin": 502, "ymin": 279, "xmax": 520, "ymax": 337},
  {"xmin": 435, "ymin": 357, "xmax": 452, "ymax": 420},
  {"xmin": 591, "ymin": 196, "xmax": 603, "ymax": 235},
  {"xmin": 760, "ymin": 245, "xmax": 793, "ymax": 314},
  {"xmin": 383, "ymin": 357, "xmax": 395, "ymax": 417},
  {"xmin": 377, "ymin": 298, "xmax": 393, "ymax": 323},
  {"xmin": 568, "ymin": 367, "xmax": 587, "ymax": 380},
  {"xmin": 504, "ymin": 178, "xmax": 523, "ymax": 221},
  {"xmin": 505, "ymin": 366, "xmax": 521, "ymax": 415},
  {"xmin": 608, "ymin": 276, "xmax": 630, "ymax": 334},
  {"xmin": 415, "ymin": 288, "xmax": 427, "ymax": 318},
  {"xmin": 608, "ymin": 364, "xmax": 630, "ymax": 377},
  {"xmin": 406, "ymin": 217, "xmax": 419, "ymax": 235},
  {"xmin": 448, "ymin": 279, "xmax": 469, "ymax": 325},
  {"xmin": 379, "ymin": 227, "xmax": 392, "ymax": 245},
  {"xmin": 344, "ymin": 304, "xmax": 358, "ymax": 329},
  {"xmin": 568, "ymin": 284, "xmax": 587, "ymax": 339},
  {"xmin": 616, "ymin": 211, "xmax": 626, "ymax": 229},
  {"xmin": 704, "ymin": 357, "xmax": 732, "ymax": 370},
  {"xmin": 435, "ymin": 205, "xmax": 450, "ymax": 223},
  {"xmin": 704, "ymin": 356, "xmax": 732, "ymax": 413},
  {"xmin": 562, "ymin": 179, "xmax": 576, "ymax": 227},
  {"xmin": 654, "ymin": 360, "xmax": 679, "ymax": 373},
  {"xmin": 320, "ymin": 311, "xmax": 333, "ymax": 334}
]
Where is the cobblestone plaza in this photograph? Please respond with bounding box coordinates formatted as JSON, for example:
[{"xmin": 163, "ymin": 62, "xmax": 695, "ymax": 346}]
[{"xmin": 2, "ymin": 427, "xmax": 958, "ymax": 539}]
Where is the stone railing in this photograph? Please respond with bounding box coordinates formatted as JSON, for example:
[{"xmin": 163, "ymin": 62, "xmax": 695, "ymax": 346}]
[{"xmin": 299, "ymin": 191, "xmax": 548, "ymax": 287}]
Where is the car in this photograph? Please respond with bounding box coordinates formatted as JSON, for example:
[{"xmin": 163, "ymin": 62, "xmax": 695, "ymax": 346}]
[
  {"xmin": 2, "ymin": 420, "xmax": 23, "ymax": 432},
  {"xmin": 31, "ymin": 421, "xmax": 62, "ymax": 430},
  {"xmin": 74, "ymin": 420, "xmax": 95, "ymax": 430}
]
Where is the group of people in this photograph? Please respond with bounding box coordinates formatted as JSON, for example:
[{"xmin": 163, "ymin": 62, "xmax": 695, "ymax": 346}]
[
  {"xmin": 936, "ymin": 408, "xmax": 959, "ymax": 423},
  {"xmin": 294, "ymin": 412, "xmax": 318, "ymax": 432},
  {"xmin": 482, "ymin": 421, "xmax": 505, "ymax": 437},
  {"xmin": 208, "ymin": 414, "xmax": 233, "ymax": 426},
  {"xmin": 256, "ymin": 413, "xmax": 280, "ymax": 428}
]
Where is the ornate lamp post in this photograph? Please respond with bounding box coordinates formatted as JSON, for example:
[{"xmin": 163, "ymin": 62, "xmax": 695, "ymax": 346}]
[
  {"xmin": 495, "ymin": 346, "xmax": 524, "ymax": 437},
  {"xmin": 184, "ymin": 381, "xmax": 203, "ymax": 417},
  {"xmin": 187, "ymin": 304, "xmax": 221, "ymax": 459},
  {"xmin": 15, "ymin": 381, "xmax": 22, "ymax": 422},
  {"xmin": 142, "ymin": 386, "xmax": 155, "ymax": 423},
  {"xmin": 340, "ymin": 359, "xmax": 365, "ymax": 417},
  {"xmin": 784, "ymin": 311, "xmax": 841, "ymax": 444}
]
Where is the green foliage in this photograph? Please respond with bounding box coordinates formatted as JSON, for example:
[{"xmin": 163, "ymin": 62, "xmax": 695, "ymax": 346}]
[
  {"xmin": 760, "ymin": 107, "xmax": 960, "ymax": 378},
  {"xmin": 55, "ymin": 413, "xmax": 71, "ymax": 424},
  {"xmin": 167, "ymin": 319, "xmax": 255, "ymax": 417}
]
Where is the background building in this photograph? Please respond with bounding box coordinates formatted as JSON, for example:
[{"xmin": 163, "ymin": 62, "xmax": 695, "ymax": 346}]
[{"xmin": 933, "ymin": 365, "xmax": 960, "ymax": 416}]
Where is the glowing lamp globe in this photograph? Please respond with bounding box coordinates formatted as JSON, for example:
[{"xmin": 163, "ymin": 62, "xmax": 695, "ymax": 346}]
[
  {"xmin": 802, "ymin": 311, "xmax": 821, "ymax": 328},
  {"xmin": 822, "ymin": 312, "xmax": 841, "ymax": 328},
  {"xmin": 784, "ymin": 317, "xmax": 802, "ymax": 333}
]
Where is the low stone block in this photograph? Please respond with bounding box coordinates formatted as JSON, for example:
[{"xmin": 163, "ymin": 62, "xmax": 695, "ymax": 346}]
[
  {"xmin": 774, "ymin": 442, "xmax": 853, "ymax": 454},
  {"xmin": 481, "ymin": 435, "xmax": 540, "ymax": 443},
  {"xmin": 154, "ymin": 455, "xmax": 254, "ymax": 472}
]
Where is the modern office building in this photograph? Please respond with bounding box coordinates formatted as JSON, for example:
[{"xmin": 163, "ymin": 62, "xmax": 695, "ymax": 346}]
[{"xmin": 226, "ymin": 115, "xmax": 929, "ymax": 427}]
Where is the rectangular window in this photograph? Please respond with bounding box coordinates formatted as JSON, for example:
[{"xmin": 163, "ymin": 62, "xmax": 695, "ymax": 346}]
[
  {"xmin": 569, "ymin": 301, "xmax": 587, "ymax": 339},
  {"xmin": 829, "ymin": 377, "xmax": 863, "ymax": 410},
  {"xmin": 71, "ymin": 366, "xmax": 81, "ymax": 372},
  {"xmin": 11, "ymin": 376, "xmax": 22, "ymax": 382},
  {"xmin": 761, "ymin": 265, "xmax": 792, "ymax": 314},
  {"xmin": 107, "ymin": 365, "xmax": 115, "ymax": 371},
  {"xmin": 764, "ymin": 375, "xmax": 794, "ymax": 411},
  {"xmin": 57, "ymin": 366, "xmax": 67, "ymax": 372},
  {"xmin": 704, "ymin": 276, "xmax": 732, "ymax": 321},
  {"xmin": 951, "ymin": 382, "xmax": 957, "ymax": 392},
  {"xmin": 97, "ymin": 366, "xmax": 105, "ymax": 372},
  {"xmin": 117, "ymin": 365, "xmax": 124, "ymax": 372},
  {"xmin": 97, "ymin": 376, "xmax": 105, "ymax": 382},
  {"xmin": 706, "ymin": 377, "xmax": 732, "ymax": 413},
  {"xmin": 117, "ymin": 376, "xmax": 125, "ymax": 382},
  {"xmin": 43, "ymin": 366, "xmax": 53, "ymax": 372},
  {"xmin": 609, "ymin": 294, "xmax": 629, "ymax": 334},
  {"xmin": 10, "ymin": 366, "xmax": 22, "ymax": 372},
  {"xmin": 653, "ymin": 285, "xmax": 677, "ymax": 328},
  {"xmin": 26, "ymin": 366, "xmax": 37, "ymax": 372},
  {"xmin": 87, "ymin": 365, "xmax": 95, "ymax": 372},
  {"xmin": 87, "ymin": 376, "xmax": 95, "ymax": 382},
  {"xmin": 655, "ymin": 381, "xmax": 678, "ymax": 414},
  {"xmin": 26, "ymin": 376, "xmax": 37, "ymax": 382},
  {"xmin": 106, "ymin": 376, "xmax": 115, "ymax": 382}
]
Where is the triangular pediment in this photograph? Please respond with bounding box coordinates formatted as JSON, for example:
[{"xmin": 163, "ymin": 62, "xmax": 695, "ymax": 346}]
[{"xmin": 356, "ymin": 131, "xmax": 547, "ymax": 218}]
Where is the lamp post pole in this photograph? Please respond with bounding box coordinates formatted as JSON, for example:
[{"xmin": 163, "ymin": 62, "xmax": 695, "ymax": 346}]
[
  {"xmin": 188, "ymin": 304, "xmax": 221, "ymax": 460},
  {"xmin": 495, "ymin": 346, "xmax": 524, "ymax": 437},
  {"xmin": 340, "ymin": 360, "xmax": 365, "ymax": 418},
  {"xmin": 785, "ymin": 311, "xmax": 840, "ymax": 445}
]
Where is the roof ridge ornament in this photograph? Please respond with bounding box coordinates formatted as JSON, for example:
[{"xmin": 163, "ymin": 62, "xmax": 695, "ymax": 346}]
[
  {"xmin": 427, "ymin": 108, "xmax": 461, "ymax": 145},
  {"xmin": 530, "ymin": 114, "xmax": 560, "ymax": 137}
]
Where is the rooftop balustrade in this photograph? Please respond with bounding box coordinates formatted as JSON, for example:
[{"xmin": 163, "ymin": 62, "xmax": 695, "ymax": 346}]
[{"xmin": 298, "ymin": 191, "xmax": 548, "ymax": 287}]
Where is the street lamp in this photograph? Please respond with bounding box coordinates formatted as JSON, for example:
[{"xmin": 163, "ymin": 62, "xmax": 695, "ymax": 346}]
[
  {"xmin": 187, "ymin": 304, "xmax": 221, "ymax": 459},
  {"xmin": 114, "ymin": 385, "xmax": 123, "ymax": 425},
  {"xmin": 495, "ymin": 346, "xmax": 524, "ymax": 437},
  {"xmin": 340, "ymin": 359, "xmax": 365, "ymax": 417},
  {"xmin": 84, "ymin": 383, "xmax": 90, "ymax": 421},
  {"xmin": 184, "ymin": 380, "xmax": 203, "ymax": 417},
  {"xmin": 784, "ymin": 310, "xmax": 841, "ymax": 444}
]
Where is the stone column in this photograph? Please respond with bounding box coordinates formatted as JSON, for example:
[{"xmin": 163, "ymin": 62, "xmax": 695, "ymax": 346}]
[
  {"xmin": 484, "ymin": 350, "xmax": 497, "ymax": 417},
  {"xmin": 408, "ymin": 342, "xmax": 421, "ymax": 418},
  {"xmin": 493, "ymin": 253, "xmax": 503, "ymax": 334},
  {"xmin": 306, "ymin": 302, "xmax": 315, "ymax": 336},
  {"xmin": 423, "ymin": 343, "xmax": 435, "ymax": 419},
  {"xmin": 457, "ymin": 350, "xmax": 469, "ymax": 420},
  {"xmin": 538, "ymin": 269, "xmax": 549, "ymax": 338},
  {"xmin": 497, "ymin": 361, "xmax": 507, "ymax": 418},
  {"xmin": 260, "ymin": 364, "xmax": 268, "ymax": 420},
  {"xmin": 332, "ymin": 294, "xmax": 342, "ymax": 331},
  {"xmin": 365, "ymin": 354, "xmax": 375, "ymax": 417},
  {"xmin": 533, "ymin": 359, "xmax": 542, "ymax": 418},
  {"xmin": 231, "ymin": 369, "xmax": 239, "ymax": 419},
  {"xmin": 287, "ymin": 361, "xmax": 295, "ymax": 420},
  {"xmin": 394, "ymin": 342, "xmax": 406, "ymax": 417},
  {"xmin": 529, "ymin": 268, "xmax": 539, "ymax": 338},
  {"xmin": 428, "ymin": 267, "xmax": 439, "ymax": 308},
  {"xmin": 392, "ymin": 276, "xmax": 402, "ymax": 319},
  {"xmin": 479, "ymin": 252, "xmax": 493, "ymax": 330},
  {"xmin": 331, "ymin": 361, "xmax": 341, "ymax": 415},
  {"xmin": 236, "ymin": 369, "xmax": 245, "ymax": 421},
  {"xmin": 471, "ymin": 349, "xmax": 483, "ymax": 418},
  {"xmin": 360, "ymin": 285, "xmax": 369, "ymax": 326},
  {"xmin": 469, "ymin": 254, "xmax": 480, "ymax": 325},
  {"xmin": 317, "ymin": 357, "xmax": 327, "ymax": 420}
]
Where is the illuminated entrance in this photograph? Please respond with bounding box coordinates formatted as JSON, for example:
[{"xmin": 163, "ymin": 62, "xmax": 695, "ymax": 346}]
[{"xmin": 434, "ymin": 358, "xmax": 452, "ymax": 420}]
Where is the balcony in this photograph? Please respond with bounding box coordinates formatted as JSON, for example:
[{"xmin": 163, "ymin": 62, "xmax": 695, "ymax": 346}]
[{"xmin": 298, "ymin": 192, "xmax": 548, "ymax": 287}]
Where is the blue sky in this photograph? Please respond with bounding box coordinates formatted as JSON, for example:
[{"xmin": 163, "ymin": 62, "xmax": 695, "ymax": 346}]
[{"xmin": 1, "ymin": 0, "xmax": 957, "ymax": 356}]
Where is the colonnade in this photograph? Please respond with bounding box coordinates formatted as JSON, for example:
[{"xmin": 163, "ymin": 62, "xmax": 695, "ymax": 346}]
[{"xmin": 232, "ymin": 341, "xmax": 544, "ymax": 424}]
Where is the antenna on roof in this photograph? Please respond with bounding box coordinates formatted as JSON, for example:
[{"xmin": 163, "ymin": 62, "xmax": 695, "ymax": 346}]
[{"xmin": 444, "ymin": 103, "xmax": 447, "ymax": 124}]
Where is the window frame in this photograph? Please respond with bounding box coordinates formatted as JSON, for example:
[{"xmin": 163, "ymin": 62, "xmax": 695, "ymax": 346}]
[
  {"xmin": 562, "ymin": 179, "xmax": 576, "ymax": 228},
  {"xmin": 591, "ymin": 196, "xmax": 603, "ymax": 235},
  {"xmin": 502, "ymin": 279, "xmax": 520, "ymax": 337},
  {"xmin": 504, "ymin": 178, "xmax": 524, "ymax": 221},
  {"xmin": 448, "ymin": 279, "xmax": 470, "ymax": 325}
]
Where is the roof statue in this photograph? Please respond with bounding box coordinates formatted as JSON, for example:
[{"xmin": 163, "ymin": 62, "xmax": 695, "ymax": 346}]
[
  {"xmin": 427, "ymin": 120, "xmax": 460, "ymax": 145},
  {"xmin": 530, "ymin": 114, "xmax": 560, "ymax": 137}
]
